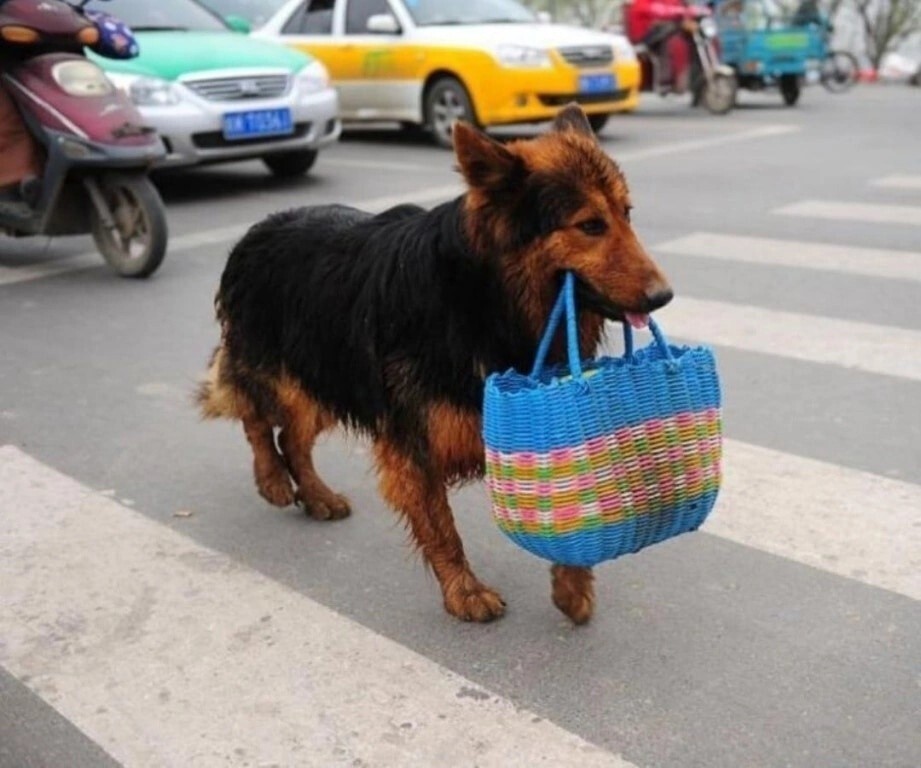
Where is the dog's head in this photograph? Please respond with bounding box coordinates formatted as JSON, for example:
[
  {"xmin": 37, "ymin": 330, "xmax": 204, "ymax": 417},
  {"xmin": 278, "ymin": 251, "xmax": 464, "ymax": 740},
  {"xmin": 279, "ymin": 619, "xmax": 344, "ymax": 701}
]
[{"xmin": 454, "ymin": 105, "xmax": 671, "ymax": 333}]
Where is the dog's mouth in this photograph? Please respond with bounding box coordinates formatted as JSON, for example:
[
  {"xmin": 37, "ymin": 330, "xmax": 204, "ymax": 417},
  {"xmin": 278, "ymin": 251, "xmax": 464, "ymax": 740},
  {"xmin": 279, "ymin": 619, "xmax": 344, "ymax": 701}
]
[{"xmin": 574, "ymin": 277, "xmax": 651, "ymax": 329}]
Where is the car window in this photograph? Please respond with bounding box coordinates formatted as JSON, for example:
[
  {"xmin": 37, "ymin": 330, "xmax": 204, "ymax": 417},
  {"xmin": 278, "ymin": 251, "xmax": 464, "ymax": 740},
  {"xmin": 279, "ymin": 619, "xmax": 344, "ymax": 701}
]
[
  {"xmin": 403, "ymin": 0, "xmax": 534, "ymax": 26},
  {"xmin": 198, "ymin": 0, "xmax": 290, "ymax": 29},
  {"xmin": 345, "ymin": 0, "xmax": 393, "ymax": 34},
  {"xmin": 85, "ymin": 0, "xmax": 227, "ymax": 32},
  {"xmin": 283, "ymin": 0, "xmax": 335, "ymax": 34}
]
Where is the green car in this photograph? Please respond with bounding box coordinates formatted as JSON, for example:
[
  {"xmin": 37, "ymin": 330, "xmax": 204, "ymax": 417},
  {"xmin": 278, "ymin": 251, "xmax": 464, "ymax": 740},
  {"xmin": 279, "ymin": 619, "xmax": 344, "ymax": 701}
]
[{"xmin": 87, "ymin": 0, "xmax": 340, "ymax": 176}]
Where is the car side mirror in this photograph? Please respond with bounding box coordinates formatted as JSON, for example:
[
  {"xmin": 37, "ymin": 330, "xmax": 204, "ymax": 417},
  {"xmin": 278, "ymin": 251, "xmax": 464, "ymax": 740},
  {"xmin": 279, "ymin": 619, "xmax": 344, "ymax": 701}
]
[
  {"xmin": 225, "ymin": 15, "xmax": 252, "ymax": 34},
  {"xmin": 366, "ymin": 13, "xmax": 400, "ymax": 34}
]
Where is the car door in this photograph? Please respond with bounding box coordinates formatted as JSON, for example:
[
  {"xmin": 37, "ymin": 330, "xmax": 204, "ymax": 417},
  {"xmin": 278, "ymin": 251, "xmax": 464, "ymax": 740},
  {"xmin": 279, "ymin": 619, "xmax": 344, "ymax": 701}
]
[
  {"xmin": 334, "ymin": 0, "xmax": 419, "ymax": 121},
  {"xmin": 275, "ymin": 0, "xmax": 354, "ymax": 109}
]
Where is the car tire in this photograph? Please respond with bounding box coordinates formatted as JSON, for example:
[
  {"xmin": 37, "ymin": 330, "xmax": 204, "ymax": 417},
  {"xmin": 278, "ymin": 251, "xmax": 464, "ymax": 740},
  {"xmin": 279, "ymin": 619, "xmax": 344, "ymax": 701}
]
[
  {"xmin": 587, "ymin": 113, "xmax": 610, "ymax": 133},
  {"xmin": 424, "ymin": 76, "xmax": 477, "ymax": 149},
  {"xmin": 263, "ymin": 149, "xmax": 318, "ymax": 178},
  {"xmin": 780, "ymin": 74, "xmax": 801, "ymax": 106}
]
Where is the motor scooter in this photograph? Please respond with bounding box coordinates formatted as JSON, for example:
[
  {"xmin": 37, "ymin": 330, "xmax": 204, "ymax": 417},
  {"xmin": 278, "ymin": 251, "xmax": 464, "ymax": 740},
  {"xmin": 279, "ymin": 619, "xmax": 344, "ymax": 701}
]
[
  {"xmin": 0, "ymin": 0, "xmax": 167, "ymax": 278},
  {"xmin": 626, "ymin": 2, "xmax": 738, "ymax": 114}
]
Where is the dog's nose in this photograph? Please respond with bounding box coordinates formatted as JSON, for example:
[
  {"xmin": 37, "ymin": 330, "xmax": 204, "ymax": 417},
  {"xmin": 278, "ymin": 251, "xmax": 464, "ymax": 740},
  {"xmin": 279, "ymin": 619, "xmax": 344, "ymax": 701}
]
[{"xmin": 644, "ymin": 284, "xmax": 674, "ymax": 312}]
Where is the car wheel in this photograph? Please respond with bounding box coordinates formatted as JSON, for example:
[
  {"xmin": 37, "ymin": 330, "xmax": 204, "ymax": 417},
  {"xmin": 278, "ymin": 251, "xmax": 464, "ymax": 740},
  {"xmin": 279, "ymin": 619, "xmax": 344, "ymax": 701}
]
[
  {"xmin": 587, "ymin": 113, "xmax": 610, "ymax": 133},
  {"xmin": 263, "ymin": 149, "xmax": 318, "ymax": 178},
  {"xmin": 780, "ymin": 74, "xmax": 801, "ymax": 106},
  {"xmin": 424, "ymin": 76, "xmax": 477, "ymax": 149}
]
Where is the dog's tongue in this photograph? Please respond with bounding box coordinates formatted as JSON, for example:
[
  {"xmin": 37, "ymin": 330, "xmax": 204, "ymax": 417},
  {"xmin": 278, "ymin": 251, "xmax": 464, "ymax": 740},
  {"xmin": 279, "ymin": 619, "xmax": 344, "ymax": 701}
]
[{"xmin": 624, "ymin": 312, "xmax": 649, "ymax": 329}]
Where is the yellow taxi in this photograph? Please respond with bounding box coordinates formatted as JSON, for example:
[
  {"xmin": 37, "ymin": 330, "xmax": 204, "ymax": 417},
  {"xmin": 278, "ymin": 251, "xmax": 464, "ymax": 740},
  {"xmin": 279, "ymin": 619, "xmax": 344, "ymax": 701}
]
[{"xmin": 246, "ymin": 0, "xmax": 640, "ymax": 146}]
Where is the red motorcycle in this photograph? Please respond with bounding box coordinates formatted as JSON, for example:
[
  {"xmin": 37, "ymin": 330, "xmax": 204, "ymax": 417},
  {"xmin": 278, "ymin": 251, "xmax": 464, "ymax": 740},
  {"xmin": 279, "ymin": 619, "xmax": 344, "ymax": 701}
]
[
  {"xmin": 0, "ymin": 0, "xmax": 168, "ymax": 277},
  {"xmin": 625, "ymin": 1, "xmax": 737, "ymax": 114}
]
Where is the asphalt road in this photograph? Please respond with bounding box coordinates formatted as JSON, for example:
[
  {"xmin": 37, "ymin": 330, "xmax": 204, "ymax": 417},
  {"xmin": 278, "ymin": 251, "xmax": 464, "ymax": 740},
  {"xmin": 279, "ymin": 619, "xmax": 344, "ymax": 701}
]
[{"xmin": 1, "ymin": 86, "xmax": 920, "ymax": 768}]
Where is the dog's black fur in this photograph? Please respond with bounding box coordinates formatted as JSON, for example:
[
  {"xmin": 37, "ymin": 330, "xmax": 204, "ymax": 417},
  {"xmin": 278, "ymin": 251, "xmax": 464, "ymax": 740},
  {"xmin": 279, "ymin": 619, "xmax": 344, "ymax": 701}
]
[{"xmin": 217, "ymin": 195, "xmax": 572, "ymax": 467}]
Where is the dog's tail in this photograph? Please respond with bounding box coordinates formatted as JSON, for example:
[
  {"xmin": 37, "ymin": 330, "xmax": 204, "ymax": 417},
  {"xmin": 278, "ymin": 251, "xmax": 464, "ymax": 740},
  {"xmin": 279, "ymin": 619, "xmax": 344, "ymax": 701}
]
[{"xmin": 194, "ymin": 344, "xmax": 242, "ymax": 421}]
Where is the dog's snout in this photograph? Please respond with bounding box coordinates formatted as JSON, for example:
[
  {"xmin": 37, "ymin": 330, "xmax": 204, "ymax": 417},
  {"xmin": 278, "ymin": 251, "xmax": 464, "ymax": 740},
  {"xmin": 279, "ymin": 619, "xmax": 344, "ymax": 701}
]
[{"xmin": 644, "ymin": 284, "xmax": 674, "ymax": 312}]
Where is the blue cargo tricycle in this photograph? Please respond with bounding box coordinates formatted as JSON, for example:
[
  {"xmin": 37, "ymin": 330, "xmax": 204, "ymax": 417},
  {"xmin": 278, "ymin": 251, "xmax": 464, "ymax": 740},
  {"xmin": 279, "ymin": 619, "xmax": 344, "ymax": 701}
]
[{"xmin": 712, "ymin": 0, "xmax": 857, "ymax": 105}]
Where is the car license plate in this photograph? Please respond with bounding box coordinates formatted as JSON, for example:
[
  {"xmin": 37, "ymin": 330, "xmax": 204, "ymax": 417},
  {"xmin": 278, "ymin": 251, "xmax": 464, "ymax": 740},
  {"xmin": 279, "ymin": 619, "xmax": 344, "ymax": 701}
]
[
  {"xmin": 579, "ymin": 73, "xmax": 616, "ymax": 94},
  {"xmin": 222, "ymin": 108, "xmax": 294, "ymax": 141}
]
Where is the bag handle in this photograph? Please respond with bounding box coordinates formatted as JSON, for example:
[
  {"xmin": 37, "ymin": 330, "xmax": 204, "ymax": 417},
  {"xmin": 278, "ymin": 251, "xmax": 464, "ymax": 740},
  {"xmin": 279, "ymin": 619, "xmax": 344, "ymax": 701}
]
[
  {"xmin": 531, "ymin": 272, "xmax": 582, "ymax": 378},
  {"xmin": 531, "ymin": 272, "xmax": 675, "ymax": 379}
]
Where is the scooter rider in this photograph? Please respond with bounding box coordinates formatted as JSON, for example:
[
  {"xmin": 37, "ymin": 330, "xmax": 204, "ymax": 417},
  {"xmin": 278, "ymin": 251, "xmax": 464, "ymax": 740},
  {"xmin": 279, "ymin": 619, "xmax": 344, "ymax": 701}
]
[
  {"xmin": 0, "ymin": 0, "xmax": 138, "ymax": 202},
  {"xmin": 625, "ymin": 0, "xmax": 699, "ymax": 92}
]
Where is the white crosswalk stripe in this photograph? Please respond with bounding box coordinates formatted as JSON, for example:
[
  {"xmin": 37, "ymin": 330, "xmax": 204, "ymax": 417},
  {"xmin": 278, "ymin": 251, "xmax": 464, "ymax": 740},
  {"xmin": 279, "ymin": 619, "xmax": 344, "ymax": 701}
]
[
  {"xmin": 655, "ymin": 231, "xmax": 921, "ymax": 283},
  {"xmin": 0, "ymin": 445, "xmax": 636, "ymax": 768},
  {"xmin": 642, "ymin": 297, "xmax": 921, "ymax": 382},
  {"xmin": 775, "ymin": 199, "xmax": 921, "ymax": 226},
  {"xmin": 870, "ymin": 174, "xmax": 921, "ymax": 190},
  {"xmin": 708, "ymin": 440, "xmax": 921, "ymax": 600}
]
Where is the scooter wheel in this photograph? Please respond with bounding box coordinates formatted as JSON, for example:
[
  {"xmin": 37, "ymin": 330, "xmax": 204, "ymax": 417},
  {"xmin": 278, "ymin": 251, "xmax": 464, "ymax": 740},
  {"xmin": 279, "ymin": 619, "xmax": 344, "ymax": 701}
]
[
  {"xmin": 91, "ymin": 173, "xmax": 168, "ymax": 279},
  {"xmin": 703, "ymin": 73, "xmax": 737, "ymax": 115}
]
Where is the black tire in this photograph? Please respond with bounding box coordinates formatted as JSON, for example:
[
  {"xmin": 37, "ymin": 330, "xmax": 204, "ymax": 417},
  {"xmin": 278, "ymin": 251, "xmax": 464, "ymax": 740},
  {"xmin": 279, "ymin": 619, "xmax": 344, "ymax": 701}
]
[
  {"xmin": 424, "ymin": 76, "xmax": 477, "ymax": 149},
  {"xmin": 821, "ymin": 50, "xmax": 858, "ymax": 93},
  {"xmin": 262, "ymin": 149, "xmax": 318, "ymax": 178},
  {"xmin": 90, "ymin": 173, "xmax": 167, "ymax": 279},
  {"xmin": 587, "ymin": 113, "xmax": 610, "ymax": 133},
  {"xmin": 702, "ymin": 73, "xmax": 737, "ymax": 114},
  {"xmin": 780, "ymin": 74, "xmax": 801, "ymax": 105}
]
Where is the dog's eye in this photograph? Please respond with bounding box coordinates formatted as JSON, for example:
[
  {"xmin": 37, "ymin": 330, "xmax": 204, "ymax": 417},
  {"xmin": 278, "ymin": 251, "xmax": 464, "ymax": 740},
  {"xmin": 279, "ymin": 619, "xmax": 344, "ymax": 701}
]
[{"xmin": 577, "ymin": 218, "xmax": 607, "ymax": 236}]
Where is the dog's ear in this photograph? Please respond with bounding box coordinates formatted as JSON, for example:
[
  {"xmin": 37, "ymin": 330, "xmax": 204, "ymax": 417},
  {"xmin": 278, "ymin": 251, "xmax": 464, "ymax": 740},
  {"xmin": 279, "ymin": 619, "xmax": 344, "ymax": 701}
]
[
  {"xmin": 453, "ymin": 122, "xmax": 524, "ymax": 192},
  {"xmin": 552, "ymin": 103, "xmax": 594, "ymax": 138}
]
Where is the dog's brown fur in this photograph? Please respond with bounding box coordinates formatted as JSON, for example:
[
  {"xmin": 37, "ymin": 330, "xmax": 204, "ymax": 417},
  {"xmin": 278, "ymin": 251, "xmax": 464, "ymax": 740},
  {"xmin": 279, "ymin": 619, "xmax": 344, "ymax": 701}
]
[{"xmin": 197, "ymin": 105, "xmax": 671, "ymax": 624}]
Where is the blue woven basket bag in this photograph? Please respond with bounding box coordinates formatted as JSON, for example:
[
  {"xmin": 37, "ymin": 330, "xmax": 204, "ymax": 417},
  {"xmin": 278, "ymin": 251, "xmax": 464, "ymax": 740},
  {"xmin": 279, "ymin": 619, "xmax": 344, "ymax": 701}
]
[{"xmin": 482, "ymin": 272, "xmax": 723, "ymax": 568}]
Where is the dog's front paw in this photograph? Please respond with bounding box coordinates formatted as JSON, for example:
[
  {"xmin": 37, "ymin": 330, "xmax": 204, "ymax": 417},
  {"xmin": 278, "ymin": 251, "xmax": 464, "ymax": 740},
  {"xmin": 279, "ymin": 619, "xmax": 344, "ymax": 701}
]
[
  {"xmin": 256, "ymin": 473, "xmax": 296, "ymax": 507},
  {"xmin": 298, "ymin": 491, "xmax": 352, "ymax": 521},
  {"xmin": 444, "ymin": 575, "xmax": 506, "ymax": 622},
  {"xmin": 551, "ymin": 564, "xmax": 595, "ymax": 625}
]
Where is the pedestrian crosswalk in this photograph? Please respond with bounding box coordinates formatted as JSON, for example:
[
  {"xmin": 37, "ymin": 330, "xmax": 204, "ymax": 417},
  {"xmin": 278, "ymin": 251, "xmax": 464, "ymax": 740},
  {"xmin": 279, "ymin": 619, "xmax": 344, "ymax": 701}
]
[
  {"xmin": 0, "ymin": 446, "xmax": 635, "ymax": 768},
  {"xmin": 870, "ymin": 174, "xmax": 921, "ymax": 190},
  {"xmin": 656, "ymin": 231, "xmax": 921, "ymax": 282},
  {"xmin": 775, "ymin": 199, "xmax": 921, "ymax": 226},
  {"xmin": 1, "ymin": 161, "xmax": 920, "ymax": 767}
]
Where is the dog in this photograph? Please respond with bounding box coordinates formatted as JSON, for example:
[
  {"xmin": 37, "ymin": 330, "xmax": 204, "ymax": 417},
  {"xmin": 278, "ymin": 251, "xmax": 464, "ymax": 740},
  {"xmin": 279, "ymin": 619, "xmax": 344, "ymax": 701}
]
[{"xmin": 197, "ymin": 104, "xmax": 672, "ymax": 625}]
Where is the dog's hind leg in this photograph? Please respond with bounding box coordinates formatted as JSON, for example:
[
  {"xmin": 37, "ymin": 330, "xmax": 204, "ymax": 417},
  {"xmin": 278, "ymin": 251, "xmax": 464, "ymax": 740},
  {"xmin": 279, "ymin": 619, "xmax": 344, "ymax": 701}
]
[
  {"xmin": 197, "ymin": 345, "xmax": 295, "ymax": 508},
  {"xmin": 551, "ymin": 565, "xmax": 595, "ymax": 625},
  {"xmin": 276, "ymin": 380, "xmax": 351, "ymax": 521},
  {"xmin": 242, "ymin": 415, "xmax": 296, "ymax": 508},
  {"xmin": 374, "ymin": 440, "xmax": 506, "ymax": 622}
]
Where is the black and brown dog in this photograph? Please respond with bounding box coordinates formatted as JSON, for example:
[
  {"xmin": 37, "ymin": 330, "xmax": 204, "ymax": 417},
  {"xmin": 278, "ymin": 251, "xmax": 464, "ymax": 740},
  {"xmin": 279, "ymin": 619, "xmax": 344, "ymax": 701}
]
[{"xmin": 197, "ymin": 104, "xmax": 672, "ymax": 625}]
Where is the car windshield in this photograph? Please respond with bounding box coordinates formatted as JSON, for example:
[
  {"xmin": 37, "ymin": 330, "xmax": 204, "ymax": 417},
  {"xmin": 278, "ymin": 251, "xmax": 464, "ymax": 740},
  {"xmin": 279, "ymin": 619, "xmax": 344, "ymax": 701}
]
[
  {"xmin": 84, "ymin": 0, "xmax": 228, "ymax": 32},
  {"xmin": 404, "ymin": 0, "xmax": 535, "ymax": 27},
  {"xmin": 196, "ymin": 0, "xmax": 290, "ymax": 29}
]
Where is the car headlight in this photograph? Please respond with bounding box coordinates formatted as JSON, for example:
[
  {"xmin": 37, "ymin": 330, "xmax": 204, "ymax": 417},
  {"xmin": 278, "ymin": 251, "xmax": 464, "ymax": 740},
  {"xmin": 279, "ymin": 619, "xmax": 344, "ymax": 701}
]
[
  {"xmin": 609, "ymin": 35, "xmax": 637, "ymax": 63},
  {"xmin": 296, "ymin": 61, "xmax": 330, "ymax": 94},
  {"xmin": 105, "ymin": 72, "xmax": 180, "ymax": 106},
  {"xmin": 699, "ymin": 17, "xmax": 718, "ymax": 38},
  {"xmin": 495, "ymin": 44, "xmax": 551, "ymax": 68},
  {"xmin": 52, "ymin": 60, "xmax": 114, "ymax": 97}
]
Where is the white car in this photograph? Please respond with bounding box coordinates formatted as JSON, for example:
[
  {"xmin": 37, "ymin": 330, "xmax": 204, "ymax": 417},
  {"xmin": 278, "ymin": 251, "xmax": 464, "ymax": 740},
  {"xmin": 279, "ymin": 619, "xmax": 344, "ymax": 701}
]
[{"xmin": 88, "ymin": 0, "xmax": 341, "ymax": 176}]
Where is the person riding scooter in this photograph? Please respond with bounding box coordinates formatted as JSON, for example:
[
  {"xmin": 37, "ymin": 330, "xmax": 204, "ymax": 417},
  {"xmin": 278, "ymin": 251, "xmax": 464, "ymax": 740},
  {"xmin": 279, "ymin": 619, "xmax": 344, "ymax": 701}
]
[
  {"xmin": 0, "ymin": 0, "xmax": 138, "ymax": 202},
  {"xmin": 626, "ymin": 0, "xmax": 700, "ymax": 92}
]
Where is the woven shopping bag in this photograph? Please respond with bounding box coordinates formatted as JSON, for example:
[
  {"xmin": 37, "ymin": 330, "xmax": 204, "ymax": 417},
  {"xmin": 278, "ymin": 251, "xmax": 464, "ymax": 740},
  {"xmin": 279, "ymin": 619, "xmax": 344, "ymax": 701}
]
[{"xmin": 482, "ymin": 272, "xmax": 723, "ymax": 568}]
